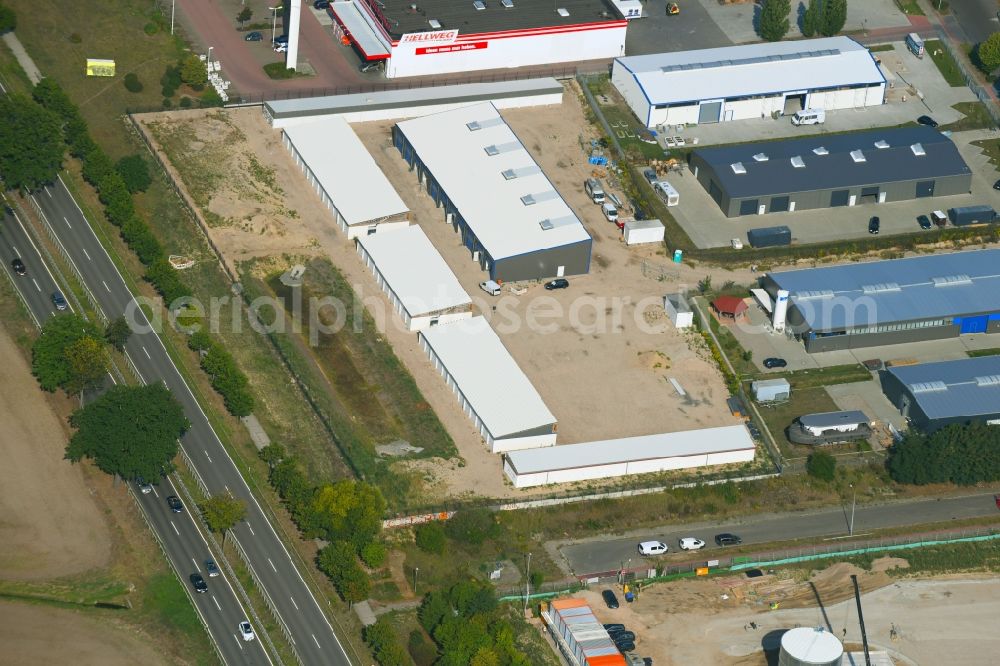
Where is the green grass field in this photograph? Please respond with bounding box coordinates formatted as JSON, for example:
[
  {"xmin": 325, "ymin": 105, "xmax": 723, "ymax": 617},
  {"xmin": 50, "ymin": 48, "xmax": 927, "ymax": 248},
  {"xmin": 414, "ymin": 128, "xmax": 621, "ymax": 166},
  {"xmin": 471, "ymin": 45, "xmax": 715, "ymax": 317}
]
[{"xmin": 926, "ymin": 39, "xmax": 965, "ymax": 87}]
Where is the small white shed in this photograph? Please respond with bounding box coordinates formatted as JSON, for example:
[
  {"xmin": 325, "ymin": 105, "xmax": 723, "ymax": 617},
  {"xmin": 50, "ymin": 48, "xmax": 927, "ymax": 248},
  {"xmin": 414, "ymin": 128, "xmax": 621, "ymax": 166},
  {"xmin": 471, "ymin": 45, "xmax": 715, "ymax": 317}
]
[
  {"xmin": 664, "ymin": 293, "xmax": 693, "ymax": 329},
  {"xmin": 752, "ymin": 378, "xmax": 791, "ymax": 402},
  {"xmin": 624, "ymin": 218, "xmax": 665, "ymax": 246},
  {"xmin": 654, "ymin": 181, "xmax": 679, "ymax": 206}
]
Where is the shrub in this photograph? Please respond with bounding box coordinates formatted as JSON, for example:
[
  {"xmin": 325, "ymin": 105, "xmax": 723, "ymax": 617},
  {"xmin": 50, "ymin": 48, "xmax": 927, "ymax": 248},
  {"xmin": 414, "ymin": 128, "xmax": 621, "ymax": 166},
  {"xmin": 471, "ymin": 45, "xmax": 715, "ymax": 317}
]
[
  {"xmin": 121, "ymin": 216, "xmax": 163, "ymax": 264},
  {"xmin": 143, "ymin": 22, "xmax": 159, "ymax": 36},
  {"xmin": 179, "ymin": 53, "xmax": 207, "ymax": 87},
  {"xmin": 81, "ymin": 148, "xmax": 115, "ymax": 186},
  {"xmin": 0, "ymin": 4, "xmax": 17, "ymax": 33},
  {"xmin": 115, "ymin": 154, "xmax": 152, "ymax": 193},
  {"xmin": 414, "ymin": 522, "xmax": 446, "ymax": 554},
  {"xmin": 97, "ymin": 173, "xmax": 135, "ymax": 226},
  {"xmin": 365, "ymin": 617, "xmax": 408, "ymax": 666},
  {"xmin": 68, "ymin": 32, "xmax": 82, "ymax": 43},
  {"xmin": 316, "ymin": 541, "xmax": 371, "ymax": 603},
  {"xmin": 199, "ymin": 88, "xmax": 223, "ymax": 108},
  {"xmin": 179, "ymin": 96, "xmax": 192, "ymax": 108},
  {"xmin": 444, "ymin": 508, "xmax": 499, "ymax": 545},
  {"xmin": 360, "ymin": 542, "xmax": 387, "ymax": 569},
  {"xmin": 806, "ymin": 450, "xmax": 837, "ymax": 482},
  {"xmin": 123, "ymin": 72, "xmax": 143, "ymax": 93},
  {"xmin": 530, "ymin": 570, "xmax": 544, "ymax": 590},
  {"xmin": 145, "ymin": 258, "xmax": 193, "ymax": 305},
  {"xmin": 162, "ymin": 97, "xmax": 173, "ymax": 108},
  {"xmin": 977, "ymin": 33, "xmax": 1000, "ymax": 74}
]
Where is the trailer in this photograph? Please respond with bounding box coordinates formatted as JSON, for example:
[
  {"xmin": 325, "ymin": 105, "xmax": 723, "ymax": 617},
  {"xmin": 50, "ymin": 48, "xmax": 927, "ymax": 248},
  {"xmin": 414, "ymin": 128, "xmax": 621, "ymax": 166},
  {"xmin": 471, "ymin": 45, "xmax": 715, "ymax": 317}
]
[
  {"xmin": 948, "ymin": 205, "xmax": 996, "ymax": 226},
  {"xmin": 747, "ymin": 225, "xmax": 791, "ymax": 248},
  {"xmin": 623, "ymin": 218, "xmax": 665, "ymax": 245}
]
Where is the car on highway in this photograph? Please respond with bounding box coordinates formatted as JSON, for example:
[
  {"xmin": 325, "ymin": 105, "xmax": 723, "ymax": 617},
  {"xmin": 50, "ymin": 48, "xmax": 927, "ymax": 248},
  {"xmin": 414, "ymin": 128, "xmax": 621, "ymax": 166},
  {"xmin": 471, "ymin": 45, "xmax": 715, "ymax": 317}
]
[
  {"xmin": 917, "ymin": 214, "xmax": 932, "ymax": 230},
  {"xmin": 994, "ymin": 494, "xmax": 1000, "ymax": 510},
  {"xmin": 994, "ymin": 179, "xmax": 1000, "ymax": 191},
  {"xmin": 189, "ymin": 572, "xmax": 208, "ymax": 593},
  {"xmin": 638, "ymin": 540, "xmax": 668, "ymax": 555},
  {"xmin": 714, "ymin": 533, "xmax": 742, "ymax": 547},
  {"xmin": 239, "ymin": 620, "xmax": 256, "ymax": 641},
  {"xmin": 545, "ymin": 278, "xmax": 569, "ymax": 290},
  {"xmin": 916, "ymin": 115, "xmax": 938, "ymax": 128},
  {"xmin": 679, "ymin": 537, "xmax": 706, "ymax": 551},
  {"xmin": 11, "ymin": 258, "xmax": 25, "ymax": 276},
  {"xmin": 601, "ymin": 589, "xmax": 620, "ymax": 609},
  {"xmin": 137, "ymin": 477, "xmax": 153, "ymax": 494},
  {"xmin": 167, "ymin": 495, "xmax": 183, "ymax": 513},
  {"xmin": 762, "ymin": 357, "xmax": 787, "ymax": 369},
  {"xmin": 51, "ymin": 291, "xmax": 67, "ymax": 310},
  {"xmin": 205, "ymin": 559, "xmax": 220, "ymax": 577},
  {"xmin": 244, "ymin": 31, "xmax": 263, "ymax": 41},
  {"xmin": 868, "ymin": 216, "xmax": 880, "ymax": 235}
]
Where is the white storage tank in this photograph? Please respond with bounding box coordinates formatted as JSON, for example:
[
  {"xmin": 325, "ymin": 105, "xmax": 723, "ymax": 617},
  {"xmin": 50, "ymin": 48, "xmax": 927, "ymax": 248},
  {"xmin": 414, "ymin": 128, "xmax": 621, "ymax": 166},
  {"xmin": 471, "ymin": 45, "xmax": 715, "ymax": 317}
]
[{"xmin": 778, "ymin": 627, "xmax": 843, "ymax": 666}]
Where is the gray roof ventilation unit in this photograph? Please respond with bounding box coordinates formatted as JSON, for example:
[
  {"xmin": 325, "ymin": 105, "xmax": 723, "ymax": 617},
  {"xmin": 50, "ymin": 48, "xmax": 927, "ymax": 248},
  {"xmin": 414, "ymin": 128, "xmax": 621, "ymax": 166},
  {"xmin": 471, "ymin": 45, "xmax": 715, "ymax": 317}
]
[
  {"xmin": 874, "ymin": 140, "xmax": 890, "ymax": 149},
  {"xmin": 473, "ymin": 0, "xmax": 486, "ymax": 9},
  {"xmin": 790, "ymin": 156, "xmax": 805, "ymax": 168},
  {"xmin": 752, "ymin": 152, "xmax": 768, "ymax": 162},
  {"xmin": 556, "ymin": 7, "xmax": 569, "ymax": 16},
  {"xmin": 483, "ymin": 141, "xmax": 521, "ymax": 156},
  {"xmin": 931, "ymin": 274, "xmax": 973, "ymax": 287},
  {"xmin": 911, "ymin": 143, "xmax": 926, "ymax": 156},
  {"xmin": 501, "ymin": 165, "xmax": 541, "ymax": 180},
  {"xmin": 539, "ymin": 215, "xmax": 578, "ymax": 231},
  {"xmin": 975, "ymin": 375, "xmax": 1000, "ymax": 387},
  {"xmin": 861, "ymin": 282, "xmax": 901, "ymax": 294},
  {"xmin": 731, "ymin": 162, "xmax": 747, "ymax": 174},
  {"xmin": 850, "ymin": 149, "xmax": 866, "ymax": 163},
  {"xmin": 466, "ymin": 116, "xmax": 505, "ymax": 131},
  {"xmin": 521, "ymin": 191, "xmax": 559, "ymax": 206},
  {"xmin": 812, "ymin": 146, "xmax": 829, "ymax": 156},
  {"xmin": 796, "ymin": 290, "xmax": 834, "ymax": 301}
]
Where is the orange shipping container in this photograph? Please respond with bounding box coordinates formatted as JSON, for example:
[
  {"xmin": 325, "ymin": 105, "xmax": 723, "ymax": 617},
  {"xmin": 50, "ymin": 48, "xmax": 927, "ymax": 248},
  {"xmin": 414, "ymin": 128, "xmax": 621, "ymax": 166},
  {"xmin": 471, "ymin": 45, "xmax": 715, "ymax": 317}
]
[
  {"xmin": 586, "ymin": 654, "xmax": 627, "ymax": 666},
  {"xmin": 550, "ymin": 598, "xmax": 589, "ymax": 611}
]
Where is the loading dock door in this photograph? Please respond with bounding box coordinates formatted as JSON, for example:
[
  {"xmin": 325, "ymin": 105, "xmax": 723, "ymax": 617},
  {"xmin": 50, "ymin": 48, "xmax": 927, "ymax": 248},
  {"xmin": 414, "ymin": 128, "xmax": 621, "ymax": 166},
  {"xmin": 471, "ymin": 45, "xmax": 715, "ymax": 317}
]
[
  {"xmin": 961, "ymin": 315, "xmax": 988, "ymax": 334},
  {"xmin": 770, "ymin": 196, "xmax": 790, "ymax": 213},
  {"xmin": 916, "ymin": 180, "xmax": 935, "ymax": 198},
  {"xmin": 739, "ymin": 199, "xmax": 759, "ymax": 216},
  {"xmin": 860, "ymin": 186, "xmax": 880, "ymax": 204},
  {"xmin": 699, "ymin": 101, "xmax": 722, "ymax": 124}
]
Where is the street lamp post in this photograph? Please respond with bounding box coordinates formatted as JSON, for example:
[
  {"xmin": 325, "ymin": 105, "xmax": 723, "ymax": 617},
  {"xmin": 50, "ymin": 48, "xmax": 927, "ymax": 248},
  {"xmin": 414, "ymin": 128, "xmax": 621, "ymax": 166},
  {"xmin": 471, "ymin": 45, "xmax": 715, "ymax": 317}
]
[
  {"xmin": 849, "ymin": 484, "xmax": 857, "ymax": 536},
  {"xmin": 270, "ymin": 6, "xmax": 281, "ymax": 45},
  {"xmin": 170, "ymin": 0, "xmax": 175, "ymax": 35},
  {"xmin": 413, "ymin": 566, "xmax": 419, "ymax": 595},
  {"xmin": 523, "ymin": 552, "xmax": 532, "ymax": 615}
]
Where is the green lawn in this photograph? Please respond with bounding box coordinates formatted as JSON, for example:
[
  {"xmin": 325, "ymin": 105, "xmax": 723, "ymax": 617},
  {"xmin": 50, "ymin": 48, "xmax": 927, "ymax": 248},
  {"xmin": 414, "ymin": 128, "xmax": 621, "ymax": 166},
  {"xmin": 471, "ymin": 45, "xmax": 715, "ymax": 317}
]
[
  {"xmin": 968, "ymin": 347, "xmax": 1000, "ymax": 358},
  {"xmin": 869, "ymin": 44, "xmax": 896, "ymax": 53},
  {"xmin": 971, "ymin": 138, "xmax": 1000, "ymax": 172},
  {"xmin": 895, "ymin": 0, "xmax": 925, "ymax": 16},
  {"xmin": 752, "ymin": 385, "xmax": 844, "ymax": 459},
  {"xmin": 773, "ymin": 364, "xmax": 872, "ymax": 390},
  {"xmin": 941, "ymin": 101, "xmax": 996, "ymax": 132},
  {"xmin": 926, "ymin": 39, "xmax": 965, "ymax": 87}
]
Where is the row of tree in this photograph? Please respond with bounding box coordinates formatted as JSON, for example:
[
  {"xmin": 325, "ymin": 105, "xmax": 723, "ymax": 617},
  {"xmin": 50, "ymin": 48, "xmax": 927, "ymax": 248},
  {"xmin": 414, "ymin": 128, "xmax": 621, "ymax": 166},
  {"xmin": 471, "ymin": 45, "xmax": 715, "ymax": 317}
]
[
  {"xmin": 188, "ymin": 330, "xmax": 255, "ymax": 417},
  {"xmin": 887, "ymin": 422, "xmax": 1000, "ymax": 486},
  {"xmin": 260, "ymin": 443, "xmax": 387, "ymax": 602},
  {"xmin": 759, "ymin": 0, "xmax": 847, "ymax": 43}
]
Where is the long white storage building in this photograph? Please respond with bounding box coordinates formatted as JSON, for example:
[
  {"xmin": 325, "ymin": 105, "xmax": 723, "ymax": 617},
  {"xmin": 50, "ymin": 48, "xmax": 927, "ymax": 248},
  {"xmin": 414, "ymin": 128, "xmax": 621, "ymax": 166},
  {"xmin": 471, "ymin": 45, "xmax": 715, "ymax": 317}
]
[
  {"xmin": 419, "ymin": 316, "xmax": 557, "ymax": 453},
  {"xmin": 611, "ymin": 36, "xmax": 885, "ymax": 128},
  {"xmin": 503, "ymin": 425, "xmax": 755, "ymax": 488},
  {"xmin": 282, "ymin": 116, "xmax": 409, "ymax": 238},
  {"xmin": 356, "ymin": 225, "xmax": 473, "ymax": 331},
  {"xmin": 394, "ymin": 101, "xmax": 592, "ymax": 282}
]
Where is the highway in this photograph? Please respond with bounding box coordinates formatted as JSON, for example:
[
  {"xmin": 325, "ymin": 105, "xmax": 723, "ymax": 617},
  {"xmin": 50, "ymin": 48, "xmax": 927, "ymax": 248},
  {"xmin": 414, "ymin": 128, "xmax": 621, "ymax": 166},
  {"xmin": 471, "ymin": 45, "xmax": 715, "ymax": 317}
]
[
  {"xmin": 1, "ymin": 204, "xmax": 272, "ymax": 665},
  {"xmin": 14, "ymin": 176, "xmax": 352, "ymax": 664},
  {"xmin": 560, "ymin": 490, "xmax": 1000, "ymax": 576}
]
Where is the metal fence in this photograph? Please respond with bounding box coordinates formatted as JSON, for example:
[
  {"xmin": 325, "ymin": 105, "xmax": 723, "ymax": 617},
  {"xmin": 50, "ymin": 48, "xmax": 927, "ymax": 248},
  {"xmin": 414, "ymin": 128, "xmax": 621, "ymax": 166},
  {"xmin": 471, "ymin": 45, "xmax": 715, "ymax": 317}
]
[{"xmin": 935, "ymin": 31, "xmax": 1000, "ymax": 128}]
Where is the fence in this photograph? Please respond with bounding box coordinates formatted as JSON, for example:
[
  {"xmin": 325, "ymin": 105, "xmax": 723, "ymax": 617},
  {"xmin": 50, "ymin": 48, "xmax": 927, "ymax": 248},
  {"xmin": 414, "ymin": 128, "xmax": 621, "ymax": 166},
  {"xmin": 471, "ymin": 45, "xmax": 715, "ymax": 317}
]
[{"xmin": 935, "ymin": 30, "xmax": 1000, "ymax": 128}]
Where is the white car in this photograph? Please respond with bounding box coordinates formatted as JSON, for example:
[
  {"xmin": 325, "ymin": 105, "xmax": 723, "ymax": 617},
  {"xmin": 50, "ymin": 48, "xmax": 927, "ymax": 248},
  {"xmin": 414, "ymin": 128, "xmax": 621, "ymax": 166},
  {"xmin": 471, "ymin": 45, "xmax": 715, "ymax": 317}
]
[
  {"xmin": 239, "ymin": 621, "xmax": 255, "ymax": 642},
  {"xmin": 731, "ymin": 238, "xmax": 744, "ymax": 250},
  {"xmin": 637, "ymin": 540, "xmax": 668, "ymax": 556},
  {"xmin": 679, "ymin": 537, "xmax": 706, "ymax": 551},
  {"xmin": 602, "ymin": 202, "xmax": 619, "ymax": 223}
]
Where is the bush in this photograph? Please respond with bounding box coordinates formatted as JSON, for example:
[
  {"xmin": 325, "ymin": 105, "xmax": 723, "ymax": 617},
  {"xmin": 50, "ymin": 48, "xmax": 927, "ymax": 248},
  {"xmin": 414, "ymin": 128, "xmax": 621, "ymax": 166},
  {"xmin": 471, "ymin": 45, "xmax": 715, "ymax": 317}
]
[
  {"xmin": 68, "ymin": 32, "xmax": 81, "ymax": 44},
  {"xmin": 81, "ymin": 147, "xmax": 115, "ymax": 186},
  {"xmin": 530, "ymin": 570, "xmax": 544, "ymax": 590},
  {"xmin": 121, "ymin": 216, "xmax": 163, "ymax": 264},
  {"xmin": 444, "ymin": 508, "xmax": 499, "ymax": 545},
  {"xmin": 806, "ymin": 450, "xmax": 837, "ymax": 482},
  {"xmin": 199, "ymin": 88, "xmax": 223, "ymax": 108},
  {"xmin": 123, "ymin": 72, "xmax": 143, "ymax": 93},
  {"xmin": 115, "ymin": 154, "xmax": 152, "ymax": 193},
  {"xmin": 162, "ymin": 97, "xmax": 173, "ymax": 108},
  {"xmin": 263, "ymin": 62, "xmax": 297, "ymax": 79},
  {"xmin": 97, "ymin": 173, "xmax": 135, "ymax": 226},
  {"xmin": 414, "ymin": 522, "xmax": 446, "ymax": 554},
  {"xmin": 144, "ymin": 22, "xmax": 159, "ymax": 36},
  {"xmin": 145, "ymin": 258, "xmax": 193, "ymax": 304},
  {"xmin": 977, "ymin": 33, "xmax": 1000, "ymax": 74},
  {"xmin": 365, "ymin": 617, "xmax": 409, "ymax": 666},
  {"xmin": 0, "ymin": 4, "xmax": 17, "ymax": 33},
  {"xmin": 179, "ymin": 53, "xmax": 207, "ymax": 87},
  {"xmin": 360, "ymin": 542, "xmax": 387, "ymax": 569},
  {"xmin": 179, "ymin": 96, "xmax": 192, "ymax": 108},
  {"xmin": 316, "ymin": 542, "xmax": 371, "ymax": 603}
]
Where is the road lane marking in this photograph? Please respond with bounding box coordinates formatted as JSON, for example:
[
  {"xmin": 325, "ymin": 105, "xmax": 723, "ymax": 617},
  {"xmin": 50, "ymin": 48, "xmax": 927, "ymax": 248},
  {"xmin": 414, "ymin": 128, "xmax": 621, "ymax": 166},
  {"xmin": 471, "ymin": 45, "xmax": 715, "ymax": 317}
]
[
  {"xmin": 81, "ymin": 248, "xmax": 91, "ymax": 261},
  {"xmin": 213, "ymin": 595, "xmax": 221, "ymax": 611},
  {"xmin": 312, "ymin": 634, "xmax": 320, "ymax": 649},
  {"xmin": 152, "ymin": 487, "xmax": 159, "ymax": 498},
  {"xmin": 102, "ymin": 280, "xmax": 110, "ymax": 292},
  {"xmin": 233, "ymin": 635, "xmax": 244, "ymax": 650},
  {"xmin": 45, "ymin": 188, "xmax": 52, "ymax": 198},
  {"xmin": 204, "ymin": 450, "xmax": 213, "ymax": 463},
  {"xmin": 268, "ymin": 558, "xmax": 277, "ymax": 572},
  {"xmin": 31, "ymin": 278, "xmax": 40, "ymax": 292},
  {"xmin": 171, "ymin": 521, "xmax": 180, "ymax": 536},
  {"xmin": 290, "ymin": 596, "xmax": 299, "ymax": 610},
  {"xmin": 142, "ymin": 346, "xmax": 151, "ymax": 359},
  {"xmin": 192, "ymin": 557, "xmax": 199, "ymax": 570},
  {"xmin": 224, "ymin": 485, "xmax": 230, "ymax": 494},
  {"xmin": 63, "ymin": 216, "xmax": 71, "ymax": 229},
  {"xmin": 11, "ymin": 245, "xmax": 19, "ymax": 255},
  {"xmin": 246, "ymin": 523, "xmax": 255, "ymax": 536}
]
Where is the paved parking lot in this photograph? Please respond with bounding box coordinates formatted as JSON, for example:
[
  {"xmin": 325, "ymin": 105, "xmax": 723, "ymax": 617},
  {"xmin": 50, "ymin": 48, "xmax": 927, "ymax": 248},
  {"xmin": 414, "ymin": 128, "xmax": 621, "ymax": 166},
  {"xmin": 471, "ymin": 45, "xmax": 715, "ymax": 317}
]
[{"xmin": 626, "ymin": 0, "xmax": 732, "ymax": 55}]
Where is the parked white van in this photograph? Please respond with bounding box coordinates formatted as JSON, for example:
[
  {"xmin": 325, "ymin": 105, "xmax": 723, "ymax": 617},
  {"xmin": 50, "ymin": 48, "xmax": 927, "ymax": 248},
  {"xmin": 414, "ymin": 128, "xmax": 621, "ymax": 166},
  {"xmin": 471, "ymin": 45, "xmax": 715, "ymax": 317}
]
[
  {"xmin": 585, "ymin": 178, "xmax": 606, "ymax": 204},
  {"xmin": 479, "ymin": 280, "xmax": 502, "ymax": 296},
  {"xmin": 791, "ymin": 108, "xmax": 825, "ymax": 126}
]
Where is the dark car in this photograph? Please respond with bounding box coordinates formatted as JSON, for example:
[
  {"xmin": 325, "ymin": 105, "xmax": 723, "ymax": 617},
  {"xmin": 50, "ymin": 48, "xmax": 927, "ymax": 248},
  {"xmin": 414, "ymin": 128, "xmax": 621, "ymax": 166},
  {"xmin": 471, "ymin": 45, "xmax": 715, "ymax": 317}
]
[
  {"xmin": 604, "ymin": 623, "xmax": 626, "ymax": 633},
  {"xmin": 11, "ymin": 258, "xmax": 25, "ymax": 276},
  {"xmin": 314, "ymin": 0, "xmax": 330, "ymax": 7},
  {"xmin": 190, "ymin": 572, "xmax": 208, "ymax": 593},
  {"xmin": 601, "ymin": 589, "xmax": 620, "ymax": 609},
  {"xmin": 273, "ymin": 34, "xmax": 289, "ymax": 45},
  {"xmin": 746, "ymin": 422, "xmax": 762, "ymax": 440},
  {"xmin": 544, "ymin": 278, "xmax": 569, "ymax": 290},
  {"xmin": 745, "ymin": 568, "xmax": 764, "ymax": 578},
  {"xmin": 205, "ymin": 559, "xmax": 220, "ymax": 577},
  {"xmin": 868, "ymin": 216, "xmax": 880, "ymax": 235},
  {"xmin": 762, "ymin": 357, "xmax": 787, "ymax": 369},
  {"xmin": 167, "ymin": 495, "xmax": 183, "ymax": 513},
  {"xmin": 916, "ymin": 115, "xmax": 938, "ymax": 128},
  {"xmin": 608, "ymin": 630, "xmax": 636, "ymax": 642},
  {"xmin": 615, "ymin": 639, "xmax": 636, "ymax": 652},
  {"xmin": 917, "ymin": 214, "xmax": 932, "ymax": 230},
  {"xmin": 715, "ymin": 533, "xmax": 742, "ymax": 547},
  {"xmin": 51, "ymin": 291, "xmax": 67, "ymax": 311},
  {"xmin": 244, "ymin": 31, "xmax": 263, "ymax": 41},
  {"xmin": 993, "ymin": 179, "xmax": 1000, "ymax": 191}
]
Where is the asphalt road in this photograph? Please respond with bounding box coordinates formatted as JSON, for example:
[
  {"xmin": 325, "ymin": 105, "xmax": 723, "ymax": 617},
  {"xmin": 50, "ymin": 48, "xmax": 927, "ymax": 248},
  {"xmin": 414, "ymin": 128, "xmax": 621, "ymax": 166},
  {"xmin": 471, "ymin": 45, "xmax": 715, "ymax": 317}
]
[
  {"xmin": 945, "ymin": 0, "xmax": 1000, "ymax": 46},
  {"xmin": 560, "ymin": 490, "xmax": 1000, "ymax": 576},
  {"xmin": 0, "ymin": 205, "xmax": 272, "ymax": 665},
  {"xmin": 24, "ymin": 177, "xmax": 351, "ymax": 665}
]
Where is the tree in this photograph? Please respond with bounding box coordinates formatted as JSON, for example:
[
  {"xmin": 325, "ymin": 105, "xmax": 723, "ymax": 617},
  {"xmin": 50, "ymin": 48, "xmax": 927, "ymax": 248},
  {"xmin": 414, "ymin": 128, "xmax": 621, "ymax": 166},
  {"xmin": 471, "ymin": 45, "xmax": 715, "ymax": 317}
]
[
  {"xmin": 179, "ymin": 54, "xmax": 207, "ymax": 88},
  {"xmin": 316, "ymin": 541, "xmax": 370, "ymax": 603},
  {"xmin": 81, "ymin": 148, "xmax": 115, "ymax": 187},
  {"xmin": 258, "ymin": 442, "xmax": 287, "ymax": 472},
  {"xmin": 806, "ymin": 449, "xmax": 837, "ymax": 481},
  {"xmin": 365, "ymin": 617, "xmax": 408, "ymax": 666},
  {"xmin": 123, "ymin": 72, "xmax": 143, "ymax": 93},
  {"xmin": 759, "ymin": 0, "xmax": 791, "ymax": 42},
  {"xmin": 237, "ymin": 7, "xmax": 253, "ymax": 28},
  {"xmin": 0, "ymin": 95, "xmax": 64, "ymax": 190},
  {"xmin": 32, "ymin": 313, "xmax": 103, "ymax": 392},
  {"xmin": 201, "ymin": 493, "xmax": 247, "ymax": 536},
  {"xmin": 801, "ymin": 0, "xmax": 820, "ymax": 37},
  {"xmin": 977, "ymin": 32, "xmax": 1000, "ymax": 74},
  {"xmin": 415, "ymin": 521, "xmax": 446, "ymax": 554},
  {"xmin": 97, "ymin": 172, "xmax": 134, "ymax": 226},
  {"xmin": 444, "ymin": 508, "xmax": 499, "ymax": 546},
  {"xmin": 819, "ymin": 0, "xmax": 847, "ymax": 37},
  {"xmin": 888, "ymin": 422, "xmax": 1000, "ymax": 485},
  {"xmin": 310, "ymin": 480, "xmax": 386, "ymax": 548},
  {"xmin": 0, "ymin": 3, "xmax": 17, "ymax": 33},
  {"xmin": 66, "ymin": 383, "xmax": 189, "ymax": 481},
  {"xmin": 115, "ymin": 154, "xmax": 152, "ymax": 193},
  {"xmin": 104, "ymin": 316, "xmax": 132, "ymax": 351},
  {"xmin": 360, "ymin": 542, "xmax": 386, "ymax": 568},
  {"xmin": 63, "ymin": 336, "xmax": 108, "ymax": 393}
]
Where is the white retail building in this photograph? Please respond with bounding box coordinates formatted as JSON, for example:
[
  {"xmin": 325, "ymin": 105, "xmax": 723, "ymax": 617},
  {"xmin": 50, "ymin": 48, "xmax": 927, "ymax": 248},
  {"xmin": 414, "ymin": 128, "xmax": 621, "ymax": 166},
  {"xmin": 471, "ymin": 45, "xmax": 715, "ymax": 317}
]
[
  {"xmin": 418, "ymin": 316, "xmax": 557, "ymax": 453},
  {"xmin": 356, "ymin": 225, "xmax": 473, "ymax": 331},
  {"xmin": 282, "ymin": 116, "xmax": 409, "ymax": 238},
  {"xmin": 503, "ymin": 425, "xmax": 756, "ymax": 488},
  {"xmin": 612, "ymin": 36, "xmax": 886, "ymax": 128}
]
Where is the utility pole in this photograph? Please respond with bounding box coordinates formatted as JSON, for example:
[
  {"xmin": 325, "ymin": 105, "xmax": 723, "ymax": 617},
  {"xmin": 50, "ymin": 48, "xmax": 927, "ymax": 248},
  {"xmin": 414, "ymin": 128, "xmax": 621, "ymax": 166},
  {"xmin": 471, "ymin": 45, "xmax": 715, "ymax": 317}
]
[
  {"xmin": 413, "ymin": 566, "xmax": 419, "ymax": 596},
  {"xmin": 523, "ymin": 552, "xmax": 532, "ymax": 615},
  {"xmin": 849, "ymin": 483, "xmax": 857, "ymax": 537},
  {"xmin": 170, "ymin": 0, "xmax": 175, "ymax": 35}
]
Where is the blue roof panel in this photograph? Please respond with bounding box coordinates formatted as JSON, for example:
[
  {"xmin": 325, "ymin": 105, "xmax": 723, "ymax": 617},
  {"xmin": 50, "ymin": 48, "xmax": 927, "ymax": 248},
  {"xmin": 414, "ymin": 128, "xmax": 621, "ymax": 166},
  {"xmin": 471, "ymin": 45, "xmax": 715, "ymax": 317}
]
[{"xmin": 889, "ymin": 356, "xmax": 1000, "ymax": 420}]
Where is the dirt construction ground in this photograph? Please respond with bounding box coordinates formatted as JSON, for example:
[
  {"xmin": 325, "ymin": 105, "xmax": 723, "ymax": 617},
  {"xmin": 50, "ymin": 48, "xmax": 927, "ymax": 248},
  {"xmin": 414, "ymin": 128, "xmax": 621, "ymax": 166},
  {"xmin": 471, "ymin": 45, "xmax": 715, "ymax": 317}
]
[
  {"xmin": 136, "ymin": 83, "xmax": 757, "ymax": 498},
  {"xmin": 574, "ymin": 560, "xmax": 1000, "ymax": 665},
  {"xmin": 0, "ymin": 327, "xmax": 110, "ymax": 579}
]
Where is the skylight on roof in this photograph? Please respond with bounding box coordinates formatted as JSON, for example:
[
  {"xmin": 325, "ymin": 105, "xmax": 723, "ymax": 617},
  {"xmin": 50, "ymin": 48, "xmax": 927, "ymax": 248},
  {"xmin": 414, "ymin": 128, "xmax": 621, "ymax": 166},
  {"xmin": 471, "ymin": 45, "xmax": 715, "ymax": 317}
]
[
  {"xmin": 911, "ymin": 143, "xmax": 926, "ymax": 156},
  {"xmin": 556, "ymin": 7, "xmax": 569, "ymax": 16},
  {"xmin": 790, "ymin": 156, "xmax": 805, "ymax": 168},
  {"xmin": 931, "ymin": 274, "xmax": 972, "ymax": 287},
  {"xmin": 976, "ymin": 375, "xmax": 1000, "ymax": 387},
  {"xmin": 796, "ymin": 290, "xmax": 834, "ymax": 300},
  {"xmin": 752, "ymin": 152, "xmax": 768, "ymax": 162},
  {"xmin": 731, "ymin": 162, "xmax": 746, "ymax": 174},
  {"xmin": 874, "ymin": 140, "xmax": 890, "ymax": 149},
  {"xmin": 862, "ymin": 282, "xmax": 901, "ymax": 294},
  {"xmin": 850, "ymin": 150, "xmax": 866, "ymax": 163},
  {"xmin": 473, "ymin": 0, "xmax": 486, "ymax": 9},
  {"xmin": 501, "ymin": 0, "xmax": 513, "ymax": 7},
  {"xmin": 909, "ymin": 381, "xmax": 948, "ymax": 394},
  {"xmin": 813, "ymin": 146, "xmax": 829, "ymax": 156},
  {"xmin": 428, "ymin": 19, "xmax": 442, "ymax": 29}
]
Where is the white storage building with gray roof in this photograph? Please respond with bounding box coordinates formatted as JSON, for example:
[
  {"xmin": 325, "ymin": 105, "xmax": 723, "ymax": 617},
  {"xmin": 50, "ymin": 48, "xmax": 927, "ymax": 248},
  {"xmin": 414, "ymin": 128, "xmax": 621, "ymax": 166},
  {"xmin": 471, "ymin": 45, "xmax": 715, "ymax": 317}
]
[
  {"xmin": 611, "ymin": 36, "xmax": 885, "ymax": 128},
  {"xmin": 282, "ymin": 117, "xmax": 408, "ymax": 238},
  {"xmin": 393, "ymin": 101, "xmax": 592, "ymax": 282},
  {"xmin": 419, "ymin": 316, "xmax": 557, "ymax": 453},
  {"xmin": 503, "ymin": 425, "xmax": 756, "ymax": 488}
]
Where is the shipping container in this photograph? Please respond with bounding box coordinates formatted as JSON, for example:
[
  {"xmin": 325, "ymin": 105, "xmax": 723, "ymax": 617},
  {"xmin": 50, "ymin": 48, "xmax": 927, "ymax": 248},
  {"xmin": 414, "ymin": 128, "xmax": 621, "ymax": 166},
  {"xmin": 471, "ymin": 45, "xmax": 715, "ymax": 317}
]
[
  {"xmin": 747, "ymin": 225, "xmax": 791, "ymax": 248},
  {"xmin": 948, "ymin": 205, "xmax": 996, "ymax": 226}
]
